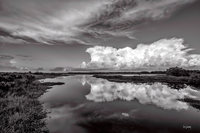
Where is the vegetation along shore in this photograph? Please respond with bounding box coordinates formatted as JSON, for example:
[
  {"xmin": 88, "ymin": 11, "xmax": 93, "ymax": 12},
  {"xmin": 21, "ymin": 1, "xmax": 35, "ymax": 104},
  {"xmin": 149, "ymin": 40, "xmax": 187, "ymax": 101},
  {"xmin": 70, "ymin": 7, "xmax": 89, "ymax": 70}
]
[
  {"xmin": 94, "ymin": 67, "xmax": 200, "ymax": 88},
  {"xmin": 0, "ymin": 67, "xmax": 200, "ymax": 132},
  {"xmin": 0, "ymin": 72, "xmax": 65, "ymax": 133}
]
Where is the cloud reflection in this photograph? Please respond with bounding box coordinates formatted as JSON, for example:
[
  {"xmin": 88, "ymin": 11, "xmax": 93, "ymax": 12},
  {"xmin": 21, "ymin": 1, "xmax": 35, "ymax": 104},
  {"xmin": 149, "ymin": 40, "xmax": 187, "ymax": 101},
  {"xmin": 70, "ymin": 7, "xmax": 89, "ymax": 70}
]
[{"xmin": 81, "ymin": 76, "xmax": 199, "ymax": 110}]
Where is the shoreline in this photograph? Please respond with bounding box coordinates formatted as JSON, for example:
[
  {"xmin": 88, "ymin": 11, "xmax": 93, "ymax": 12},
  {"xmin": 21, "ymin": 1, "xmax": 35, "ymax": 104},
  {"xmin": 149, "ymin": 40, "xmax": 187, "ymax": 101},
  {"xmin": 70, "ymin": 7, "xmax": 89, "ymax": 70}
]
[
  {"xmin": 1, "ymin": 70, "xmax": 200, "ymax": 132},
  {"xmin": 0, "ymin": 73, "xmax": 65, "ymax": 133},
  {"xmin": 93, "ymin": 74, "xmax": 200, "ymax": 88}
]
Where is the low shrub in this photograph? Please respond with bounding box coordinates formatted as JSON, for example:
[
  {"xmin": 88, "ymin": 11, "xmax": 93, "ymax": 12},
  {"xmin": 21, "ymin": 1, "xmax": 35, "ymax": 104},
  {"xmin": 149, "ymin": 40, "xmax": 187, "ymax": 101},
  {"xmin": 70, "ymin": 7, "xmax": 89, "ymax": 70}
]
[{"xmin": 166, "ymin": 67, "xmax": 189, "ymax": 77}]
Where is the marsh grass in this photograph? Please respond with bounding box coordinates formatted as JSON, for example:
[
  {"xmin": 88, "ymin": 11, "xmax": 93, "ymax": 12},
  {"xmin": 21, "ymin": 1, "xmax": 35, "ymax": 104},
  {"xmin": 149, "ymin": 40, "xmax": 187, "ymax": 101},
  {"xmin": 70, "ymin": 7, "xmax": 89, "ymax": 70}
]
[{"xmin": 0, "ymin": 73, "xmax": 50, "ymax": 133}]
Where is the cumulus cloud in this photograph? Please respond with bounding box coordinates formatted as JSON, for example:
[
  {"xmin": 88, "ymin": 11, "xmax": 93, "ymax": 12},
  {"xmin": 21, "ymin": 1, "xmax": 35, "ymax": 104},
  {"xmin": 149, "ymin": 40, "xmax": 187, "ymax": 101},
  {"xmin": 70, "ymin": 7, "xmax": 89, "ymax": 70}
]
[
  {"xmin": 82, "ymin": 76, "xmax": 199, "ymax": 110},
  {"xmin": 0, "ymin": 0, "xmax": 196, "ymax": 45},
  {"xmin": 82, "ymin": 38, "xmax": 200, "ymax": 69}
]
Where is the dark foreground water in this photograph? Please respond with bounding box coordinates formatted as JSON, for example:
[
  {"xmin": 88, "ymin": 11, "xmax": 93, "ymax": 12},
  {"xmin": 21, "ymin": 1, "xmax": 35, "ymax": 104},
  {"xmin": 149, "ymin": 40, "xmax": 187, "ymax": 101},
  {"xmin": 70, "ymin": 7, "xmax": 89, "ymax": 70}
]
[{"xmin": 39, "ymin": 75, "xmax": 200, "ymax": 133}]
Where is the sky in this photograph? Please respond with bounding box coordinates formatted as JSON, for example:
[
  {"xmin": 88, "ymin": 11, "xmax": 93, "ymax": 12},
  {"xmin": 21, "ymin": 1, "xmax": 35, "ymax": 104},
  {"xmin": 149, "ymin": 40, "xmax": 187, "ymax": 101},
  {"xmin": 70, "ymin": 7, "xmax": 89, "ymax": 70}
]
[{"xmin": 0, "ymin": 0, "xmax": 200, "ymax": 71}]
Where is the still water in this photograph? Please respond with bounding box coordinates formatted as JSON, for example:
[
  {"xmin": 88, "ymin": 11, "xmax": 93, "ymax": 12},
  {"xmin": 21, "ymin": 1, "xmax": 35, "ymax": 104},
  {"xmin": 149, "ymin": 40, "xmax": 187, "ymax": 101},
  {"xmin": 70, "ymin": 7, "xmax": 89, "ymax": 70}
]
[{"xmin": 39, "ymin": 75, "xmax": 200, "ymax": 133}]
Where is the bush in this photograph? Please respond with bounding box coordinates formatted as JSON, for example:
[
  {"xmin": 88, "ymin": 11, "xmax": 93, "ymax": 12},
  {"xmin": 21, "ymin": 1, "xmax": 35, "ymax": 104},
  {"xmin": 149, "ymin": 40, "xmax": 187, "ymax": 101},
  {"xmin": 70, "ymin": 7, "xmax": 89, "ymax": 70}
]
[
  {"xmin": 166, "ymin": 67, "xmax": 189, "ymax": 77},
  {"xmin": 188, "ymin": 74, "xmax": 200, "ymax": 86},
  {"xmin": 0, "ymin": 73, "xmax": 49, "ymax": 133}
]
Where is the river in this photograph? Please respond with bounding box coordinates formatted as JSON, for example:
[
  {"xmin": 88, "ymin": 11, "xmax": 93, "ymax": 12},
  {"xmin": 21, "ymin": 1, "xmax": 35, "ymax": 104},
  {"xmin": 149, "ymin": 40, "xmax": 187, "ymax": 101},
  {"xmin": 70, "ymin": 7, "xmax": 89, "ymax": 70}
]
[{"xmin": 39, "ymin": 75, "xmax": 200, "ymax": 133}]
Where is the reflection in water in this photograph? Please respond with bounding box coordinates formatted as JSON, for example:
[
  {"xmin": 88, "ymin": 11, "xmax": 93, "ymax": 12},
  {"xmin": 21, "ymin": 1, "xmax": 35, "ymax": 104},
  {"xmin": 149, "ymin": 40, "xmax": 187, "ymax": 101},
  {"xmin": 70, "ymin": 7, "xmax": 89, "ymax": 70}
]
[
  {"xmin": 80, "ymin": 76, "xmax": 199, "ymax": 110},
  {"xmin": 40, "ymin": 75, "xmax": 200, "ymax": 133}
]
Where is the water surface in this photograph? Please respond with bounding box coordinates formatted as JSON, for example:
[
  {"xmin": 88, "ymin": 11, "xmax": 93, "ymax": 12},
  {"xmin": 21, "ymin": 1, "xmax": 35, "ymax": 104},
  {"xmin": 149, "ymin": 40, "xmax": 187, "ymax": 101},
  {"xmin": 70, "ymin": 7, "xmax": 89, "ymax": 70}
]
[{"xmin": 39, "ymin": 75, "xmax": 200, "ymax": 133}]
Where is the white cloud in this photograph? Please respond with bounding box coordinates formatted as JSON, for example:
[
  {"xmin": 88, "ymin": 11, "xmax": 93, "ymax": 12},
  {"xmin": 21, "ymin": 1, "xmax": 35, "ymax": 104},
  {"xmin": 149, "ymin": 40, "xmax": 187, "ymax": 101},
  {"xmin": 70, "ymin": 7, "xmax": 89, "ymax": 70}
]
[
  {"xmin": 83, "ymin": 76, "xmax": 199, "ymax": 110},
  {"xmin": 82, "ymin": 38, "xmax": 200, "ymax": 69},
  {"xmin": 0, "ymin": 0, "xmax": 196, "ymax": 45},
  {"xmin": 0, "ymin": 0, "xmax": 107, "ymax": 44},
  {"xmin": 84, "ymin": 0, "xmax": 196, "ymax": 37}
]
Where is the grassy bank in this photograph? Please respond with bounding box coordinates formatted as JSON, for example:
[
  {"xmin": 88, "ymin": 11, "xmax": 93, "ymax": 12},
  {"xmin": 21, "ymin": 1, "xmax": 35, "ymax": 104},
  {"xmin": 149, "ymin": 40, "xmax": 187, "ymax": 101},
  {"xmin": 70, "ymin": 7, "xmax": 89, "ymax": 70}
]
[
  {"xmin": 93, "ymin": 73, "xmax": 200, "ymax": 88},
  {"xmin": 0, "ymin": 72, "xmax": 63, "ymax": 133}
]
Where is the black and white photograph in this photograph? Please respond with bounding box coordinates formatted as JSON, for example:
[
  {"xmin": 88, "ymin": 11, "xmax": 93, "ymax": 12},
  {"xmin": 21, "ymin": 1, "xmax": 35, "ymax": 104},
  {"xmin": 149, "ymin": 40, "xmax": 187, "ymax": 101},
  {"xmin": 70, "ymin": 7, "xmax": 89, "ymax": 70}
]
[{"xmin": 0, "ymin": 0, "xmax": 200, "ymax": 133}]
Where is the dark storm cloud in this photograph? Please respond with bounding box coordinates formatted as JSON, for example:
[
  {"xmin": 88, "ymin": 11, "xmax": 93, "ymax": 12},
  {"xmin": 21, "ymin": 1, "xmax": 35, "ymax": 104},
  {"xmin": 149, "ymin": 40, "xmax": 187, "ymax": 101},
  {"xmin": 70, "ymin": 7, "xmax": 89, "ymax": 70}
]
[{"xmin": 0, "ymin": 0, "xmax": 197, "ymax": 45}]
